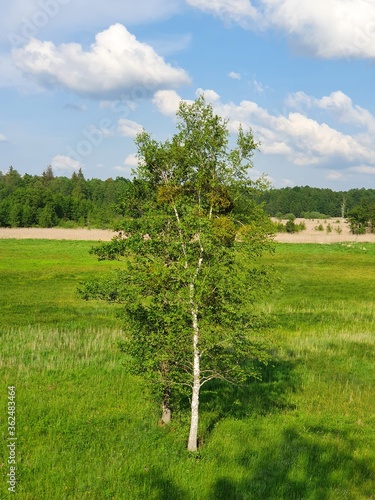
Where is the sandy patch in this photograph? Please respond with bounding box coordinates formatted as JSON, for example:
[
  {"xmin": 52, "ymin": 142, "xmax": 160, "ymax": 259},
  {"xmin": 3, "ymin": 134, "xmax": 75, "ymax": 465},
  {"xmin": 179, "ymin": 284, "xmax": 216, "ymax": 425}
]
[
  {"xmin": 0, "ymin": 219, "xmax": 374, "ymax": 243},
  {"xmin": 274, "ymin": 218, "xmax": 375, "ymax": 243},
  {"xmin": 0, "ymin": 227, "xmax": 116, "ymax": 241}
]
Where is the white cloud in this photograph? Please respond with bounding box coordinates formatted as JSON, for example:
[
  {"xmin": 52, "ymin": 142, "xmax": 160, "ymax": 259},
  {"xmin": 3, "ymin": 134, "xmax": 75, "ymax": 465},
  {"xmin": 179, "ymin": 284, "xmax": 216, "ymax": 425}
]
[
  {"xmin": 252, "ymin": 79, "xmax": 267, "ymax": 94},
  {"xmin": 0, "ymin": 134, "xmax": 8, "ymax": 142},
  {"xmin": 118, "ymin": 119, "xmax": 144, "ymax": 138},
  {"xmin": 186, "ymin": 0, "xmax": 257, "ymax": 26},
  {"xmin": 196, "ymin": 88, "xmax": 220, "ymax": 103},
  {"xmin": 288, "ymin": 90, "xmax": 375, "ymax": 135},
  {"xmin": 326, "ymin": 170, "xmax": 343, "ymax": 180},
  {"xmin": 228, "ymin": 71, "xmax": 241, "ymax": 80},
  {"xmin": 114, "ymin": 154, "xmax": 138, "ymax": 175},
  {"xmin": 12, "ymin": 24, "xmax": 190, "ymax": 99},
  {"xmin": 187, "ymin": 0, "xmax": 375, "ymax": 60},
  {"xmin": 51, "ymin": 154, "xmax": 83, "ymax": 173},
  {"xmin": 124, "ymin": 153, "xmax": 139, "ymax": 167},
  {"xmin": 153, "ymin": 90, "xmax": 184, "ymax": 116},
  {"xmin": 349, "ymin": 165, "xmax": 375, "ymax": 175},
  {"xmin": 261, "ymin": 0, "xmax": 375, "ymax": 59},
  {"xmin": 155, "ymin": 87, "xmax": 375, "ymax": 173}
]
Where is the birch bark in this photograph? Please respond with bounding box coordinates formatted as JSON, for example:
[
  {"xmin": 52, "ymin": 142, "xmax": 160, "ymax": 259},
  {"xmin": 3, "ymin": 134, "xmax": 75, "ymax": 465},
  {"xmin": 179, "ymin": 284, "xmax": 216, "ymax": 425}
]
[{"xmin": 187, "ymin": 284, "xmax": 200, "ymax": 452}]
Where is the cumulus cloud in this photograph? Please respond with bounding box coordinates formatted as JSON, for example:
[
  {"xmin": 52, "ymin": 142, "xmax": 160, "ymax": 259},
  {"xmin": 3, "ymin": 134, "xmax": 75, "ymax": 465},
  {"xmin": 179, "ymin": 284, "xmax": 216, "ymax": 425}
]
[
  {"xmin": 288, "ymin": 90, "xmax": 375, "ymax": 135},
  {"xmin": 187, "ymin": 0, "xmax": 375, "ymax": 60},
  {"xmin": 12, "ymin": 24, "xmax": 190, "ymax": 99},
  {"xmin": 261, "ymin": 0, "xmax": 375, "ymax": 59},
  {"xmin": 0, "ymin": 134, "xmax": 8, "ymax": 142},
  {"xmin": 124, "ymin": 153, "xmax": 139, "ymax": 167},
  {"xmin": 51, "ymin": 154, "xmax": 83, "ymax": 172},
  {"xmin": 118, "ymin": 118, "xmax": 144, "ymax": 138},
  {"xmin": 153, "ymin": 90, "xmax": 185, "ymax": 117},
  {"xmin": 196, "ymin": 87, "xmax": 220, "ymax": 103},
  {"xmin": 155, "ymin": 87, "xmax": 375, "ymax": 173}
]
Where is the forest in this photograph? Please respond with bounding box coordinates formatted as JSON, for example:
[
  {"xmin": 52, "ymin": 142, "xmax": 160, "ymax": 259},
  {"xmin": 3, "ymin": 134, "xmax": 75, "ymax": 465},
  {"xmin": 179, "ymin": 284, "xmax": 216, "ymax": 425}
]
[
  {"xmin": 1, "ymin": 166, "xmax": 375, "ymax": 232},
  {"xmin": 0, "ymin": 166, "xmax": 131, "ymax": 228},
  {"xmin": 260, "ymin": 185, "xmax": 375, "ymax": 219}
]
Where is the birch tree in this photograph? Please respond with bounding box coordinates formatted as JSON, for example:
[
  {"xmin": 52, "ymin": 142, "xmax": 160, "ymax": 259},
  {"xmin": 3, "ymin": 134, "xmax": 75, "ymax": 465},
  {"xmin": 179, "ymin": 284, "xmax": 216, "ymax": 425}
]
[{"xmin": 79, "ymin": 96, "xmax": 276, "ymax": 451}]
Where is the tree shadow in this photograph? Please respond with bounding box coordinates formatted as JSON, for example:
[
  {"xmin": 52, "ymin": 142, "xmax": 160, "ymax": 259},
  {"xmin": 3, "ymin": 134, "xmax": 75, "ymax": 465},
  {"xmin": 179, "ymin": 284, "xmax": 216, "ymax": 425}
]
[
  {"xmin": 209, "ymin": 426, "xmax": 374, "ymax": 499},
  {"xmin": 132, "ymin": 467, "xmax": 189, "ymax": 500},
  {"xmin": 199, "ymin": 357, "xmax": 299, "ymax": 438}
]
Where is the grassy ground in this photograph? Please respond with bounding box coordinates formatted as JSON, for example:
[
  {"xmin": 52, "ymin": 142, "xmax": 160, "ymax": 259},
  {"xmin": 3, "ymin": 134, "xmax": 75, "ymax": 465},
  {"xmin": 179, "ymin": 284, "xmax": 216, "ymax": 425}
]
[{"xmin": 0, "ymin": 239, "xmax": 374, "ymax": 499}]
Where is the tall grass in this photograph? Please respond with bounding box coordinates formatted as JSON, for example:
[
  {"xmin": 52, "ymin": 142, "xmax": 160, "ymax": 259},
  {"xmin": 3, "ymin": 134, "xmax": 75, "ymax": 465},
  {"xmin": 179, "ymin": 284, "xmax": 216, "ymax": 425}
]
[{"xmin": 0, "ymin": 240, "xmax": 374, "ymax": 498}]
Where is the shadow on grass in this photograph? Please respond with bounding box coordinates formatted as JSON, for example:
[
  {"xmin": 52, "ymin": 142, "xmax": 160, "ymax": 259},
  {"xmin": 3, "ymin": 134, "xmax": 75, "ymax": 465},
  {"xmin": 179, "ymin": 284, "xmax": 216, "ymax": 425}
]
[
  {"xmin": 133, "ymin": 468, "xmax": 190, "ymax": 500},
  {"xmin": 199, "ymin": 357, "xmax": 299, "ymax": 436},
  {"xmin": 209, "ymin": 426, "xmax": 374, "ymax": 499}
]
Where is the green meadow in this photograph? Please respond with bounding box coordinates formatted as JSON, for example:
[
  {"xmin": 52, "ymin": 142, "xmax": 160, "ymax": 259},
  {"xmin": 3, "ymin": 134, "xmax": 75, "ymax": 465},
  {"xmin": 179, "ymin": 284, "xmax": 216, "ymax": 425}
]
[{"xmin": 0, "ymin": 239, "xmax": 374, "ymax": 499}]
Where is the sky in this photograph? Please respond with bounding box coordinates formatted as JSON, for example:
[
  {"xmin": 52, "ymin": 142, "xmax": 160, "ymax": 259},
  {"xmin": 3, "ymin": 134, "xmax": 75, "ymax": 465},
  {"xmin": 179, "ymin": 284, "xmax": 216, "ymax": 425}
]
[{"xmin": 1, "ymin": 0, "xmax": 375, "ymax": 190}]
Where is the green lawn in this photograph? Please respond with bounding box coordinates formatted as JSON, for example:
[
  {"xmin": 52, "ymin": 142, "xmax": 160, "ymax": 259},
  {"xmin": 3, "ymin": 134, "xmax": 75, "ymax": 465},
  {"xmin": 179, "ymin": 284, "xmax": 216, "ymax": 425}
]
[{"xmin": 1, "ymin": 239, "xmax": 374, "ymax": 499}]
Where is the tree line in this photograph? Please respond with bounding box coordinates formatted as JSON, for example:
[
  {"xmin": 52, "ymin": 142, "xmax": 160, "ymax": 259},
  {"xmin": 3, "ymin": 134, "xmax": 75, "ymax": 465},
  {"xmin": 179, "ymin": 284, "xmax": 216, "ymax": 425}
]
[
  {"xmin": 259, "ymin": 185, "xmax": 375, "ymax": 220},
  {"xmin": 2, "ymin": 166, "xmax": 375, "ymax": 233}
]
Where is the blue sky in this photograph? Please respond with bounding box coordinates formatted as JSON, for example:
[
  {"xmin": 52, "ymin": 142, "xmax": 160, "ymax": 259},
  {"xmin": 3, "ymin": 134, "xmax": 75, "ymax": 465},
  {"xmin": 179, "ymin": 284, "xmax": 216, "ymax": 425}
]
[{"xmin": 2, "ymin": 0, "xmax": 375, "ymax": 190}]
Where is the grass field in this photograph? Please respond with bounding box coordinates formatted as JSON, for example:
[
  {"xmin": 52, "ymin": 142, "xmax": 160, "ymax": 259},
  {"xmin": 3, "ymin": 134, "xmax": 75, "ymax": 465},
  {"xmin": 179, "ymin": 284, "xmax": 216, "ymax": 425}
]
[{"xmin": 0, "ymin": 239, "xmax": 374, "ymax": 499}]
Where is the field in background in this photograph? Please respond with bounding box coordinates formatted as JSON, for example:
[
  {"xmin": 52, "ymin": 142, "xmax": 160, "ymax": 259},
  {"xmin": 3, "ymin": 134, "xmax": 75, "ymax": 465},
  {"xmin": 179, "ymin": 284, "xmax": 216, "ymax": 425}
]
[
  {"xmin": 0, "ymin": 239, "xmax": 374, "ymax": 498},
  {"xmin": 275, "ymin": 218, "xmax": 375, "ymax": 243},
  {"xmin": 2, "ymin": 218, "xmax": 375, "ymax": 243}
]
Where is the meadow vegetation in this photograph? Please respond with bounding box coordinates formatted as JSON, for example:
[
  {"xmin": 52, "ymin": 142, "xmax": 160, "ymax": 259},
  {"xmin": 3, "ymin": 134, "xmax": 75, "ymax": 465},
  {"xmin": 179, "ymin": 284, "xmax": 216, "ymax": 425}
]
[{"xmin": 0, "ymin": 239, "xmax": 374, "ymax": 498}]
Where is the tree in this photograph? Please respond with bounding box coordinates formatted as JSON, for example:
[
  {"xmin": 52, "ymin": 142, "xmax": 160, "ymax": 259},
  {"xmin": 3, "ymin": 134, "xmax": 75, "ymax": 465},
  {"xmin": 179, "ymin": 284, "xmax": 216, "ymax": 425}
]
[
  {"xmin": 79, "ymin": 96, "xmax": 276, "ymax": 451},
  {"xmin": 347, "ymin": 202, "xmax": 375, "ymax": 234},
  {"xmin": 42, "ymin": 165, "xmax": 54, "ymax": 184}
]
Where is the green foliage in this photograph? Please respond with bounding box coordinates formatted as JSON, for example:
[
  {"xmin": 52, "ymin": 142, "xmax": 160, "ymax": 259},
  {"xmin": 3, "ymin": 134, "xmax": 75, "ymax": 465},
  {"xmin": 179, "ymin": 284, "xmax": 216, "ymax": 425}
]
[
  {"xmin": 4, "ymin": 169, "xmax": 375, "ymax": 229},
  {"xmin": 79, "ymin": 96, "xmax": 276, "ymax": 447},
  {"xmin": 301, "ymin": 211, "xmax": 329, "ymax": 219},
  {"xmin": 0, "ymin": 167, "xmax": 132, "ymax": 228},
  {"xmin": 285, "ymin": 220, "xmax": 296, "ymax": 233},
  {"xmin": 273, "ymin": 220, "xmax": 306, "ymax": 234},
  {"xmin": 284, "ymin": 213, "xmax": 296, "ymax": 221},
  {"xmin": 347, "ymin": 201, "xmax": 375, "ymax": 234},
  {"xmin": 260, "ymin": 185, "xmax": 375, "ymax": 218}
]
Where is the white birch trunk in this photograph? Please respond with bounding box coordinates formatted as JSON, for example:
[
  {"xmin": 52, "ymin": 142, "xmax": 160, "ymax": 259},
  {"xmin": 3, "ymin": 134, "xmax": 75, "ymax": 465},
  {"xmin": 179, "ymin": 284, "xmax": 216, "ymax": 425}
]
[{"xmin": 187, "ymin": 283, "xmax": 200, "ymax": 451}]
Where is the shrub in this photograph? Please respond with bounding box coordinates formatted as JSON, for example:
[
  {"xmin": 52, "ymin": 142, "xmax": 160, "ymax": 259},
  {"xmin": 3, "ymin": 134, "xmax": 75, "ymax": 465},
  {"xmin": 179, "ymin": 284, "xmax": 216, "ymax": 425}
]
[
  {"xmin": 302, "ymin": 211, "xmax": 329, "ymax": 219},
  {"xmin": 285, "ymin": 220, "xmax": 296, "ymax": 233},
  {"xmin": 284, "ymin": 213, "xmax": 296, "ymax": 221}
]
